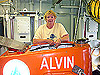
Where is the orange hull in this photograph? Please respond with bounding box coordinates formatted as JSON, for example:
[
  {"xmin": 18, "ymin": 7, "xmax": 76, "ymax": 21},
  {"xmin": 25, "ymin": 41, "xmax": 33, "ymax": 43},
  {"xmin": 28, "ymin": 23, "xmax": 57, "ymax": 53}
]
[{"xmin": 0, "ymin": 42, "xmax": 92, "ymax": 75}]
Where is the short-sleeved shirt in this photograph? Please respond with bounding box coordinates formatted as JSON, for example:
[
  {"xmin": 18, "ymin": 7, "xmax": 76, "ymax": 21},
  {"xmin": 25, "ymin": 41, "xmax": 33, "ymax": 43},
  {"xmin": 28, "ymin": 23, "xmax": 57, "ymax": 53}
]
[{"xmin": 34, "ymin": 23, "xmax": 68, "ymax": 42}]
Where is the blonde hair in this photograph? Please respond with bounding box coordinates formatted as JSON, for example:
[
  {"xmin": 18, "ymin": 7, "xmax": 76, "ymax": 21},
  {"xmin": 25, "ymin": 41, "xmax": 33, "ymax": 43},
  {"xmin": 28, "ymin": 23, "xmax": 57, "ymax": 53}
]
[{"xmin": 44, "ymin": 10, "xmax": 57, "ymax": 21}]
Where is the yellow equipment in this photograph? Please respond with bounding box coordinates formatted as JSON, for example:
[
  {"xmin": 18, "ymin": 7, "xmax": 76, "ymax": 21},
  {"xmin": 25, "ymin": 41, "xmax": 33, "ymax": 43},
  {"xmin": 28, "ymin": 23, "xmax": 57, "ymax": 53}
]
[{"xmin": 87, "ymin": 0, "xmax": 100, "ymax": 24}]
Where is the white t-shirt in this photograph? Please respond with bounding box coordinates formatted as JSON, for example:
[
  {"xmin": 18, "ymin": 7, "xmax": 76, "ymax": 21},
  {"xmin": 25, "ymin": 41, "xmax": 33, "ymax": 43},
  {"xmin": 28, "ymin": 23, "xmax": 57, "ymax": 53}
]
[{"xmin": 34, "ymin": 23, "xmax": 68, "ymax": 41}]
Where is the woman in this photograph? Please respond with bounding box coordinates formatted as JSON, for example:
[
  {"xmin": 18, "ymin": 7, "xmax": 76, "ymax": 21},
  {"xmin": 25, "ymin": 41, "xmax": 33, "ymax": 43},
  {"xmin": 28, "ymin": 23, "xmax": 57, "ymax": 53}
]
[{"xmin": 33, "ymin": 10, "xmax": 69, "ymax": 48}]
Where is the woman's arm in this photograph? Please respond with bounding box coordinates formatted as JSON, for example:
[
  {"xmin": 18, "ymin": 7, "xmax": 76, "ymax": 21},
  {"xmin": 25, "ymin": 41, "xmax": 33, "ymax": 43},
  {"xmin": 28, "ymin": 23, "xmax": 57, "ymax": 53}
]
[
  {"xmin": 60, "ymin": 34, "xmax": 69, "ymax": 42},
  {"xmin": 33, "ymin": 39, "xmax": 55, "ymax": 45},
  {"xmin": 55, "ymin": 34, "xmax": 69, "ymax": 48}
]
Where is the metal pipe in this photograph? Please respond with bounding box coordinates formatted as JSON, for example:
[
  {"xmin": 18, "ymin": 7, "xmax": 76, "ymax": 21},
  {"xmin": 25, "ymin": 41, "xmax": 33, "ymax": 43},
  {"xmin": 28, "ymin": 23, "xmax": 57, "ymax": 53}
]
[
  {"xmin": 15, "ymin": 0, "xmax": 18, "ymax": 12},
  {"xmin": 1, "ymin": 4, "xmax": 10, "ymax": 6},
  {"xmin": 28, "ymin": 0, "xmax": 30, "ymax": 11},
  {"xmin": 39, "ymin": 0, "xmax": 42, "ymax": 13},
  {"xmin": 20, "ymin": 0, "xmax": 21, "ymax": 11},
  {"xmin": 10, "ymin": 17, "xmax": 14, "ymax": 39},
  {"xmin": 60, "ymin": 5, "xmax": 85, "ymax": 9},
  {"xmin": 74, "ymin": 0, "xmax": 82, "ymax": 42},
  {"xmin": 82, "ymin": 0, "xmax": 87, "ymax": 5},
  {"xmin": 60, "ymin": 5, "xmax": 79, "ymax": 8}
]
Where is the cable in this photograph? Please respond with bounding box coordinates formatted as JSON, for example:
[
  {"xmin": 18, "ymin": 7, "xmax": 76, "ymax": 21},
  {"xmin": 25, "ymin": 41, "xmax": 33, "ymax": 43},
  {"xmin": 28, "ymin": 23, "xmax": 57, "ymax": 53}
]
[{"xmin": 74, "ymin": 0, "xmax": 82, "ymax": 42}]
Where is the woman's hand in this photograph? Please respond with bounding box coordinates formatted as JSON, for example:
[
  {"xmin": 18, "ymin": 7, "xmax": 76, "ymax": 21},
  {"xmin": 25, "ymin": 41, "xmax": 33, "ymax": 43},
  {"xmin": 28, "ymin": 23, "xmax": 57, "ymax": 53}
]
[
  {"xmin": 55, "ymin": 34, "xmax": 69, "ymax": 48},
  {"xmin": 46, "ymin": 39, "xmax": 55, "ymax": 46},
  {"xmin": 55, "ymin": 38, "xmax": 61, "ymax": 48}
]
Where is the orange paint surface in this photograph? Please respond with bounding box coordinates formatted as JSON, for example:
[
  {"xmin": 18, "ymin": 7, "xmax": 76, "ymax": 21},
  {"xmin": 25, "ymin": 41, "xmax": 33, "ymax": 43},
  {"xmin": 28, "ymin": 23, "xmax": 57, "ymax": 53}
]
[{"xmin": 0, "ymin": 42, "xmax": 92, "ymax": 75}]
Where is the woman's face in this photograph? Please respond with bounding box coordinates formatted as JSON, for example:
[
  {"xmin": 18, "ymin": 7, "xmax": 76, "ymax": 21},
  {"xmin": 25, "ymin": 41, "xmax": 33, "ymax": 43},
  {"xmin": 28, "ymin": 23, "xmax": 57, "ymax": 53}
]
[{"xmin": 46, "ymin": 14, "xmax": 56, "ymax": 24}]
